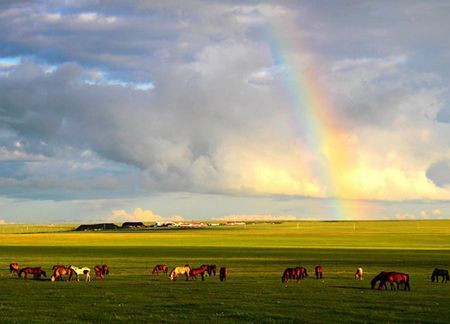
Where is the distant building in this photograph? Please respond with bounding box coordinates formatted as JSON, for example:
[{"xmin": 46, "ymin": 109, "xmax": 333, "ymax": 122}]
[
  {"xmin": 121, "ymin": 222, "xmax": 146, "ymax": 229},
  {"xmin": 75, "ymin": 223, "xmax": 119, "ymax": 231}
]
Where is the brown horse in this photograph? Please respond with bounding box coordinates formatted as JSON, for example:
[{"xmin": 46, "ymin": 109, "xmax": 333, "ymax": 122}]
[
  {"xmin": 201, "ymin": 264, "xmax": 217, "ymax": 276},
  {"xmin": 9, "ymin": 263, "xmax": 19, "ymax": 277},
  {"xmin": 152, "ymin": 264, "xmax": 169, "ymax": 276},
  {"xmin": 315, "ymin": 266, "xmax": 323, "ymax": 279},
  {"xmin": 294, "ymin": 266, "xmax": 308, "ymax": 279},
  {"xmin": 18, "ymin": 267, "xmax": 46, "ymax": 279},
  {"xmin": 371, "ymin": 271, "xmax": 410, "ymax": 290},
  {"xmin": 94, "ymin": 265, "xmax": 109, "ymax": 280},
  {"xmin": 51, "ymin": 265, "xmax": 72, "ymax": 282},
  {"xmin": 281, "ymin": 268, "xmax": 300, "ymax": 284},
  {"xmin": 190, "ymin": 265, "xmax": 208, "ymax": 281},
  {"xmin": 220, "ymin": 267, "xmax": 227, "ymax": 281}
]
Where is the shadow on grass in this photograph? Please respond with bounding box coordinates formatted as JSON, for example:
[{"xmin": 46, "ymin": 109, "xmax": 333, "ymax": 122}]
[{"xmin": 331, "ymin": 285, "xmax": 372, "ymax": 290}]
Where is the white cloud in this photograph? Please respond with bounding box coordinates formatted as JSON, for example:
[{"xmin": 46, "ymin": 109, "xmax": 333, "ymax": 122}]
[{"xmin": 109, "ymin": 208, "xmax": 184, "ymax": 223}]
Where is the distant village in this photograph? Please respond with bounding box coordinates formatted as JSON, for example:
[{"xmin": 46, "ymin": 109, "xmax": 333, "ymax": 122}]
[{"xmin": 75, "ymin": 221, "xmax": 249, "ymax": 231}]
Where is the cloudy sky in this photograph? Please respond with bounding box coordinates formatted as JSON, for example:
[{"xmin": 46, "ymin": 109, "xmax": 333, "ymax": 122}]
[{"xmin": 0, "ymin": 0, "xmax": 449, "ymax": 223}]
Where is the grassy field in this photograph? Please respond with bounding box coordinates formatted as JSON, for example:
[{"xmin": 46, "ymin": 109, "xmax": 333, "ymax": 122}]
[{"xmin": 0, "ymin": 220, "xmax": 449, "ymax": 323}]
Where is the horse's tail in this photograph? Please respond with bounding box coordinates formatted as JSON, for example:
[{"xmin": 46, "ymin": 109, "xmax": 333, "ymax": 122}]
[{"xmin": 169, "ymin": 269, "xmax": 175, "ymax": 280}]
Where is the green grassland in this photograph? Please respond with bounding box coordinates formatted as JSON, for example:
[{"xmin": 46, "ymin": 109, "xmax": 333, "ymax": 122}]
[{"xmin": 0, "ymin": 220, "xmax": 449, "ymax": 323}]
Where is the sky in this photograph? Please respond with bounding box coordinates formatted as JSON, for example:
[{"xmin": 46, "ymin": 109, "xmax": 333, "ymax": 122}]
[{"xmin": 0, "ymin": 0, "xmax": 449, "ymax": 223}]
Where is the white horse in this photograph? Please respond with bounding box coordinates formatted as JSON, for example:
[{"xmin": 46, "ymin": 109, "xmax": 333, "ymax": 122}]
[
  {"xmin": 69, "ymin": 265, "xmax": 91, "ymax": 282},
  {"xmin": 169, "ymin": 265, "xmax": 190, "ymax": 281},
  {"xmin": 355, "ymin": 267, "xmax": 363, "ymax": 280}
]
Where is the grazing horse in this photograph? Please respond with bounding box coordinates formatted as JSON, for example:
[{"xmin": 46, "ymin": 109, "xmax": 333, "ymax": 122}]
[
  {"xmin": 315, "ymin": 266, "xmax": 323, "ymax": 279},
  {"xmin": 18, "ymin": 267, "xmax": 46, "ymax": 279},
  {"xmin": 355, "ymin": 267, "xmax": 364, "ymax": 280},
  {"xmin": 294, "ymin": 266, "xmax": 308, "ymax": 279},
  {"xmin": 201, "ymin": 264, "xmax": 217, "ymax": 276},
  {"xmin": 281, "ymin": 268, "xmax": 300, "ymax": 284},
  {"xmin": 169, "ymin": 265, "xmax": 191, "ymax": 281},
  {"xmin": 51, "ymin": 265, "xmax": 72, "ymax": 282},
  {"xmin": 68, "ymin": 265, "xmax": 91, "ymax": 282},
  {"xmin": 94, "ymin": 265, "xmax": 109, "ymax": 280},
  {"xmin": 431, "ymin": 268, "xmax": 449, "ymax": 283},
  {"xmin": 152, "ymin": 264, "xmax": 169, "ymax": 276},
  {"xmin": 9, "ymin": 263, "xmax": 19, "ymax": 277},
  {"xmin": 388, "ymin": 272, "xmax": 410, "ymax": 291},
  {"xmin": 190, "ymin": 265, "xmax": 208, "ymax": 281},
  {"xmin": 220, "ymin": 267, "xmax": 227, "ymax": 281},
  {"xmin": 371, "ymin": 271, "xmax": 410, "ymax": 291}
]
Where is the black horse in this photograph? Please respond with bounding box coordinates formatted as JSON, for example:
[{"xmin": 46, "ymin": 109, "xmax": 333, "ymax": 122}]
[{"xmin": 431, "ymin": 268, "xmax": 449, "ymax": 283}]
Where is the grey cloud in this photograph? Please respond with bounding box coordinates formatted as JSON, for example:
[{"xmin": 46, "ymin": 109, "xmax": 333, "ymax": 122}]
[{"xmin": 427, "ymin": 159, "xmax": 450, "ymax": 188}]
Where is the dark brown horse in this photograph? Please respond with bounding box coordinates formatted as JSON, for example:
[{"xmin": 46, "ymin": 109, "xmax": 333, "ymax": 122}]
[
  {"xmin": 152, "ymin": 264, "xmax": 169, "ymax": 276},
  {"xmin": 315, "ymin": 266, "xmax": 323, "ymax": 279},
  {"xmin": 18, "ymin": 267, "xmax": 46, "ymax": 279},
  {"xmin": 51, "ymin": 265, "xmax": 72, "ymax": 282},
  {"xmin": 220, "ymin": 267, "xmax": 227, "ymax": 281},
  {"xmin": 94, "ymin": 265, "xmax": 109, "ymax": 280},
  {"xmin": 431, "ymin": 268, "xmax": 449, "ymax": 283},
  {"xmin": 9, "ymin": 263, "xmax": 19, "ymax": 276},
  {"xmin": 190, "ymin": 265, "xmax": 208, "ymax": 281},
  {"xmin": 201, "ymin": 264, "xmax": 217, "ymax": 276}
]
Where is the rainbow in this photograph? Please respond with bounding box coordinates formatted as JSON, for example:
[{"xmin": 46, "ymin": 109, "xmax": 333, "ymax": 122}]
[{"xmin": 266, "ymin": 17, "xmax": 357, "ymax": 219}]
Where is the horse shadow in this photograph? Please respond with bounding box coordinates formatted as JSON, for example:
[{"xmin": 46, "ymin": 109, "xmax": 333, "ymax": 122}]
[{"xmin": 331, "ymin": 285, "xmax": 371, "ymax": 291}]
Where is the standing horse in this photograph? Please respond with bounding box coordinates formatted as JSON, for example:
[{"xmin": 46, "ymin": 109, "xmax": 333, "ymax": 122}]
[
  {"xmin": 315, "ymin": 266, "xmax": 323, "ymax": 279},
  {"xmin": 388, "ymin": 272, "xmax": 410, "ymax": 291},
  {"xmin": 152, "ymin": 264, "xmax": 169, "ymax": 276},
  {"xmin": 355, "ymin": 267, "xmax": 364, "ymax": 280},
  {"xmin": 18, "ymin": 267, "xmax": 46, "ymax": 279},
  {"xmin": 9, "ymin": 263, "xmax": 19, "ymax": 277},
  {"xmin": 190, "ymin": 265, "xmax": 208, "ymax": 281},
  {"xmin": 220, "ymin": 267, "xmax": 227, "ymax": 281},
  {"xmin": 94, "ymin": 265, "xmax": 109, "ymax": 280},
  {"xmin": 68, "ymin": 265, "xmax": 91, "ymax": 282},
  {"xmin": 51, "ymin": 265, "xmax": 72, "ymax": 282},
  {"xmin": 169, "ymin": 265, "xmax": 191, "ymax": 281},
  {"xmin": 431, "ymin": 268, "xmax": 449, "ymax": 283},
  {"xmin": 201, "ymin": 264, "xmax": 217, "ymax": 276}
]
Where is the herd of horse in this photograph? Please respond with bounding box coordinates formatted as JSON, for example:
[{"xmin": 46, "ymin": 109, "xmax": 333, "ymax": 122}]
[
  {"xmin": 8, "ymin": 261, "xmax": 449, "ymax": 290},
  {"xmin": 152, "ymin": 264, "xmax": 227, "ymax": 281},
  {"xmin": 10, "ymin": 263, "xmax": 109, "ymax": 282},
  {"xmin": 281, "ymin": 265, "xmax": 449, "ymax": 290}
]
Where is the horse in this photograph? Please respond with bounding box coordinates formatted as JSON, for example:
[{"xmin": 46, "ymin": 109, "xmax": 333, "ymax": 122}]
[
  {"xmin": 68, "ymin": 265, "xmax": 91, "ymax": 282},
  {"xmin": 51, "ymin": 265, "xmax": 72, "ymax": 282},
  {"xmin": 152, "ymin": 264, "xmax": 169, "ymax": 276},
  {"xmin": 220, "ymin": 267, "xmax": 227, "ymax": 281},
  {"xmin": 200, "ymin": 264, "xmax": 217, "ymax": 276},
  {"xmin": 18, "ymin": 267, "xmax": 46, "ymax": 279},
  {"xmin": 94, "ymin": 265, "xmax": 109, "ymax": 280},
  {"xmin": 371, "ymin": 271, "xmax": 410, "ymax": 291},
  {"xmin": 355, "ymin": 267, "xmax": 364, "ymax": 280},
  {"xmin": 388, "ymin": 272, "xmax": 410, "ymax": 291},
  {"xmin": 315, "ymin": 266, "xmax": 323, "ymax": 279},
  {"xmin": 190, "ymin": 265, "xmax": 208, "ymax": 281},
  {"xmin": 294, "ymin": 266, "xmax": 308, "ymax": 279},
  {"xmin": 281, "ymin": 268, "xmax": 299, "ymax": 284},
  {"xmin": 9, "ymin": 263, "xmax": 19, "ymax": 277},
  {"xmin": 431, "ymin": 268, "xmax": 449, "ymax": 283},
  {"xmin": 169, "ymin": 265, "xmax": 191, "ymax": 281}
]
